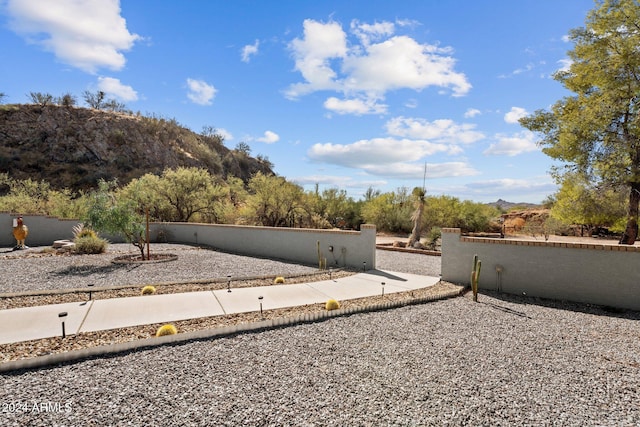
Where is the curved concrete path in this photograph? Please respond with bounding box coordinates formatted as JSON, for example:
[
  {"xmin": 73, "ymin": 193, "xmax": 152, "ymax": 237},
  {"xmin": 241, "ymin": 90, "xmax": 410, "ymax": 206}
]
[{"xmin": 0, "ymin": 270, "xmax": 439, "ymax": 345}]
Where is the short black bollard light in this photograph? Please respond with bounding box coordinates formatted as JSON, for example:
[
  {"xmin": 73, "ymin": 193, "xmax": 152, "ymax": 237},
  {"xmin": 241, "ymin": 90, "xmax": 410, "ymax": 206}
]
[
  {"xmin": 381, "ymin": 282, "xmax": 386, "ymax": 297},
  {"xmin": 58, "ymin": 312, "xmax": 68, "ymax": 338},
  {"xmin": 88, "ymin": 283, "xmax": 94, "ymax": 301},
  {"xmin": 258, "ymin": 296, "xmax": 264, "ymax": 317},
  {"xmin": 227, "ymin": 275, "xmax": 232, "ymax": 293},
  {"xmin": 363, "ymin": 261, "xmax": 366, "ymax": 271}
]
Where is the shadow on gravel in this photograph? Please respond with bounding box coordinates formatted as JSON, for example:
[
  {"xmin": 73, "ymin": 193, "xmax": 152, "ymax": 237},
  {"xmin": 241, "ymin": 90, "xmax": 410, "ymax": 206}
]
[
  {"xmin": 480, "ymin": 290, "xmax": 640, "ymax": 321},
  {"xmin": 51, "ymin": 262, "xmax": 140, "ymax": 278},
  {"xmin": 480, "ymin": 300, "xmax": 532, "ymax": 319}
]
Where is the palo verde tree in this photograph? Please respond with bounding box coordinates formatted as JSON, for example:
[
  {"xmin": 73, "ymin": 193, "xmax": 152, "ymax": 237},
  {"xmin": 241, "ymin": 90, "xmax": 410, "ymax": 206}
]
[
  {"xmin": 521, "ymin": 0, "xmax": 640, "ymax": 244},
  {"xmin": 84, "ymin": 179, "xmax": 148, "ymax": 259}
]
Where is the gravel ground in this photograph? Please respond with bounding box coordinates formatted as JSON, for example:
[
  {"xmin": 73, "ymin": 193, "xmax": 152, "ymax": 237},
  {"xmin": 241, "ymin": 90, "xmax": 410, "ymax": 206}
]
[
  {"xmin": 1, "ymin": 292, "xmax": 639, "ymax": 426},
  {"xmin": 1, "ymin": 245, "xmax": 639, "ymax": 425},
  {"xmin": 0, "ymin": 244, "xmax": 322, "ymax": 294}
]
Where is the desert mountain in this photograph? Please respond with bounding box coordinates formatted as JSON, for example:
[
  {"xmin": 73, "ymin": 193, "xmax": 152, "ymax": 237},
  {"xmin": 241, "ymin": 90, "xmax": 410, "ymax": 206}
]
[{"xmin": 0, "ymin": 104, "xmax": 274, "ymax": 190}]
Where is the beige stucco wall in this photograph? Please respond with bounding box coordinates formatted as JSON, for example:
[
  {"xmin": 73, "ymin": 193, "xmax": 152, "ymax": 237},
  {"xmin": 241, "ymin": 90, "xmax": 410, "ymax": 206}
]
[
  {"xmin": 441, "ymin": 228, "xmax": 640, "ymax": 311},
  {"xmin": 0, "ymin": 213, "xmax": 376, "ymax": 270}
]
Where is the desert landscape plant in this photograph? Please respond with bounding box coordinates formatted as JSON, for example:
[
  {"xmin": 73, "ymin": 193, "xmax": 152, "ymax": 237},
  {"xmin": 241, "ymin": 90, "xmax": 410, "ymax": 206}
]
[
  {"xmin": 141, "ymin": 285, "xmax": 156, "ymax": 295},
  {"xmin": 471, "ymin": 254, "xmax": 481, "ymax": 302},
  {"xmin": 155, "ymin": 324, "xmax": 177, "ymax": 337},
  {"xmin": 325, "ymin": 299, "xmax": 341, "ymax": 311}
]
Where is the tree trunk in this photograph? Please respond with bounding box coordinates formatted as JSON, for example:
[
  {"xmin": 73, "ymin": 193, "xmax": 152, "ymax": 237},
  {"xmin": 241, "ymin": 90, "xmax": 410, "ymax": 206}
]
[
  {"xmin": 408, "ymin": 201, "xmax": 424, "ymax": 248},
  {"xmin": 619, "ymin": 183, "xmax": 640, "ymax": 244}
]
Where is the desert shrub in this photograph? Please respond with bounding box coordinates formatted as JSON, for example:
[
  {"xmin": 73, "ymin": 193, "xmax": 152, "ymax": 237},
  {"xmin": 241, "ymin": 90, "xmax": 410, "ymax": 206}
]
[
  {"xmin": 274, "ymin": 276, "xmax": 285, "ymax": 284},
  {"xmin": 73, "ymin": 223, "xmax": 98, "ymax": 239},
  {"xmin": 141, "ymin": 285, "xmax": 156, "ymax": 295},
  {"xmin": 155, "ymin": 324, "xmax": 177, "ymax": 337},
  {"xmin": 325, "ymin": 299, "xmax": 340, "ymax": 311},
  {"xmin": 73, "ymin": 236, "xmax": 108, "ymax": 254}
]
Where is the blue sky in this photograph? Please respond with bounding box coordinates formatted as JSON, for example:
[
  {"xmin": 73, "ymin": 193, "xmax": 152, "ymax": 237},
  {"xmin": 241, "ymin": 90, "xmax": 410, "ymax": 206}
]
[{"xmin": 0, "ymin": 0, "xmax": 595, "ymax": 203}]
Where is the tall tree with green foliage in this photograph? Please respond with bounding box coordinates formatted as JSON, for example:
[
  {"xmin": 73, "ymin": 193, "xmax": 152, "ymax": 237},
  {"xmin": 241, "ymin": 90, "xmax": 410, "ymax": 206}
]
[{"xmin": 521, "ymin": 0, "xmax": 640, "ymax": 244}]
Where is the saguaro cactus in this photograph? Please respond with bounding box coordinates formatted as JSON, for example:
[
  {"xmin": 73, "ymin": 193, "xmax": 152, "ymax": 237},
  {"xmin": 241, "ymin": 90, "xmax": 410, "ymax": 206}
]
[{"xmin": 471, "ymin": 254, "xmax": 482, "ymax": 302}]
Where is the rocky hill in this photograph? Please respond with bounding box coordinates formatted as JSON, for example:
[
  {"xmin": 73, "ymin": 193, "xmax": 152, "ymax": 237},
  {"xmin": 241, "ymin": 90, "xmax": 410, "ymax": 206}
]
[
  {"xmin": 0, "ymin": 104, "xmax": 273, "ymax": 190},
  {"xmin": 486, "ymin": 199, "xmax": 541, "ymax": 211}
]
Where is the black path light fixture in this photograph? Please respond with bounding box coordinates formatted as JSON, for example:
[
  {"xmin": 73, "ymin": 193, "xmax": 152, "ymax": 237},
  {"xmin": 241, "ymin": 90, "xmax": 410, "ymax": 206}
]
[
  {"xmin": 381, "ymin": 282, "xmax": 386, "ymax": 297},
  {"xmin": 87, "ymin": 283, "xmax": 95, "ymax": 301},
  {"xmin": 258, "ymin": 295, "xmax": 264, "ymax": 318},
  {"xmin": 227, "ymin": 275, "xmax": 232, "ymax": 293},
  {"xmin": 363, "ymin": 261, "xmax": 366, "ymax": 271},
  {"xmin": 58, "ymin": 312, "xmax": 68, "ymax": 338}
]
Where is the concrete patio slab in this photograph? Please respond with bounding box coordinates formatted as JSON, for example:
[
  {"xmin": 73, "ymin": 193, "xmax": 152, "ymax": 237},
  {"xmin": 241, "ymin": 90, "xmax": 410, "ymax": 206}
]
[
  {"xmin": 0, "ymin": 301, "xmax": 92, "ymax": 344},
  {"xmin": 307, "ymin": 270, "xmax": 439, "ymax": 300},
  {"xmin": 1, "ymin": 270, "xmax": 442, "ymax": 344},
  {"xmin": 79, "ymin": 291, "xmax": 224, "ymax": 333},
  {"xmin": 213, "ymin": 284, "xmax": 328, "ymax": 314}
]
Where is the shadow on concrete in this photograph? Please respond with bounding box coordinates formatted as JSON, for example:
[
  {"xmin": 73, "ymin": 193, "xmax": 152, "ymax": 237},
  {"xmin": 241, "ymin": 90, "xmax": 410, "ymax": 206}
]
[{"xmin": 366, "ymin": 270, "xmax": 408, "ymax": 282}]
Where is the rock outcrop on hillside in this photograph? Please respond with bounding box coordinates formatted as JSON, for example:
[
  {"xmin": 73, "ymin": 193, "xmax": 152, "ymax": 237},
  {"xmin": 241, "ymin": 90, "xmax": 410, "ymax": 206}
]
[{"xmin": 0, "ymin": 104, "xmax": 273, "ymax": 190}]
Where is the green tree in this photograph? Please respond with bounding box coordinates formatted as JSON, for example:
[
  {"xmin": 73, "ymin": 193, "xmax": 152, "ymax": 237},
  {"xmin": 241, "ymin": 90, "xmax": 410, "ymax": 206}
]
[
  {"xmin": 361, "ymin": 188, "xmax": 413, "ymax": 233},
  {"xmin": 241, "ymin": 172, "xmax": 306, "ymax": 227},
  {"xmin": 521, "ymin": 0, "xmax": 640, "ymax": 244},
  {"xmin": 120, "ymin": 167, "xmax": 226, "ymax": 223},
  {"xmin": 0, "ymin": 174, "xmax": 86, "ymax": 218},
  {"xmin": 551, "ymin": 171, "xmax": 626, "ymax": 233},
  {"xmin": 85, "ymin": 179, "xmax": 147, "ymax": 259}
]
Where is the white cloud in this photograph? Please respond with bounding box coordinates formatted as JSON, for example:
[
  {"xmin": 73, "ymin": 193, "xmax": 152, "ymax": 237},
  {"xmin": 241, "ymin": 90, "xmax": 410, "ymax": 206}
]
[
  {"xmin": 385, "ymin": 116, "xmax": 484, "ymax": 144},
  {"xmin": 350, "ymin": 19, "xmax": 395, "ymax": 46},
  {"xmin": 286, "ymin": 19, "xmax": 348, "ymax": 98},
  {"xmin": 6, "ymin": 0, "xmax": 140, "ymax": 73},
  {"xmin": 342, "ymin": 35, "xmax": 470, "ymax": 96},
  {"xmin": 324, "ymin": 96, "xmax": 387, "ymax": 115},
  {"xmin": 216, "ymin": 128, "xmax": 233, "ymax": 141},
  {"xmin": 308, "ymin": 137, "xmax": 456, "ymax": 170},
  {"xmin": 256, "ymin": 130, "xmax": 280, "ymax": 144},
  {"xmin": 285, "ymin": 19, "xmax": 471, "ymax": 112},
  {"xmin": 504, "ymin": 106, "xmax": 528, "ymax": 124},
  {"xmin": 241, "ymin": 39, "xmax": 259, "ymax": 63},
  {"xmin": 363, "ymin": 161, "xmax": 479, "ymax": 179},
  {"xmin": 97, "ymin": 76, "xmax": 138, "ymax": 101},
  {"xmin": 465, "ymin": 178, "xmax": 556, "ymax": 199},
  {"xmin": 557, "ymin": 58, "xmax": 572, "ymax": 72},
  {"xmin": 464, "ymin": 108, "xmax": 481, "ymax": 118},
  {"xmin": 292, "ymin": 174, "xmax": 387, "ymax": 189},
  {"xmin": 483, "ymin": 131, "xmax": 538, "ymax": 156},
  {"xmin": 186, "ymin": 78, "xmax": 216, "ymax": 105}
]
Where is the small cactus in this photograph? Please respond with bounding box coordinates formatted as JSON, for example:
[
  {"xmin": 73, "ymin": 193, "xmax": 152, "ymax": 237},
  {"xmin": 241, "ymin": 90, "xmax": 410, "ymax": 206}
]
[
  {"xmin": 141, "ymin": 285, "xmax": 156, "ymax": 295},
  {"xmin": 325, "ymin": 299, "xmax": 341, "ymax": 311},
  {"xmin": 274, "ymin": 276, "xmax": 285, "ymax": 284},
  {"xmin": 471, "ymin": 254, "xmax": 482, "ymax": 302},
  {"xmin": 155, "ymin": 324, "xmax": 177, "ymax": 337}
]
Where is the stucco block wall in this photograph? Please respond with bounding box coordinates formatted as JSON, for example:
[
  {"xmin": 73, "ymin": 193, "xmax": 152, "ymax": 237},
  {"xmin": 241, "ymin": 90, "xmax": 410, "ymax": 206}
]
[
  {"xmin": 0, "ymin": 213, "xmax": 86, "ymax": 247},
  {"xmin": 441, "ymin": 228, "xmax": 640, "ymax": 311},
  {"xmin": 0, "ymin": 213, "xmax": 376, "ymax": 270},
  {"xmin": 151, "ymin": 222, "xmax": 376, "ymax": 270}
]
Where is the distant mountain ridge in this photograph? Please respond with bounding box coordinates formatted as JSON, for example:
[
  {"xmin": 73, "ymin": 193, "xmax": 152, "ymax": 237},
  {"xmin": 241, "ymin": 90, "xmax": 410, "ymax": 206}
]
[
  {"xmin": 486, "ymin": 198, "xmax": 541, "ymax": 210},
  {"xmin": 0, "ymin": 104, "xmax": 274, "ymax": 190}
]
